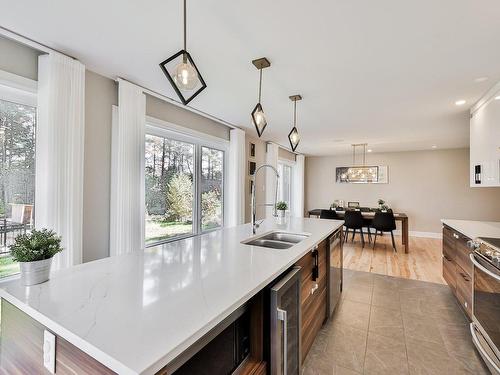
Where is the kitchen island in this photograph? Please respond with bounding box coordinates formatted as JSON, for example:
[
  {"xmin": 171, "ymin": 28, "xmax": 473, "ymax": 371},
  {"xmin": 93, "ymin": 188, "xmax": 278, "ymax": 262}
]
[{"xmin": 0, "ymin": 218, "xmax": 343, "ymax": 374}]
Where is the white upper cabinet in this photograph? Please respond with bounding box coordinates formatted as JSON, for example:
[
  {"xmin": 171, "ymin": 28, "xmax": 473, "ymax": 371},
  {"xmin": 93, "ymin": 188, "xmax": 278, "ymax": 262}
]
[{"xmin": 470, "ymin": 84, "xmax": 500, "ymax": 187}]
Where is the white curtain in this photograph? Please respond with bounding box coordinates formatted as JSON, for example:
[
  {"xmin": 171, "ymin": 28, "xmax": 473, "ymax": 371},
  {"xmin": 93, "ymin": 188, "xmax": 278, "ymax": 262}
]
[
  {"xmin": 110, "ymin": 80, "xmax": 146, "ymax": 256},
  {"xmin": 36, "ymin": 53, "xmax": 85, "ymax": 270},
  {"xmin": 265, "ymin": 143, "xmax": 279, "ymax": 218},
  {"xmin": 292, "ymin": 154, "xmax": 305, "ymax": 218},
  {"xmin": 226, "ymin": 128, "xmax": 246, "ymax": 227}
]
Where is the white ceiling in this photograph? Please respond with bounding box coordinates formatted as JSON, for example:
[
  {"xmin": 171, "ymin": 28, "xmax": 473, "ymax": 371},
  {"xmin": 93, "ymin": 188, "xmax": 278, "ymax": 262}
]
[{"xmin": 1, "ymin": 0, "xmax": 500, "ymax": 155}]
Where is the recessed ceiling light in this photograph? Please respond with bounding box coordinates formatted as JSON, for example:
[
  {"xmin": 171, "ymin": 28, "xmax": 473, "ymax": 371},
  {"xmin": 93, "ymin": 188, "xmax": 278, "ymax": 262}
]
[
  {"xmin": 367, "ymin": 149, "xmax": 372, "ymax": 153},
  {"xmin": 431, "ymin": 145, "xmax": 437, "ymax": 149},
  {"xmin": 474, "ymin": 77, "xmax": 489, "ymax": 83},
  {"xmin": 495, "ymin": 95, "xmax": 500, "ymax": 101},
  {"xmin": 455, "ymin": 100, "xmax": 466, "ymax": 106}
]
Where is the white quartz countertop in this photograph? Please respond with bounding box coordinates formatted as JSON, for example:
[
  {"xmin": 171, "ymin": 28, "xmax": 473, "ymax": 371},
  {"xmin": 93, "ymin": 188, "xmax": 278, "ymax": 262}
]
[
  {"xmin": 441, "ymin": 219, "xmax": 500, "ymax": 240},
  {"xmin": 0, "ymin": 218, "xmax": 342, "ymax": 375}
]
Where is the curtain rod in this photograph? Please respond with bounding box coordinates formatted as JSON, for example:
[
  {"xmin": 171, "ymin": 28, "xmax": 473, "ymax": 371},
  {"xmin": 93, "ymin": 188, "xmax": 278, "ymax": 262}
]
[
  {"xmin": 117, "ymin": 77, "xmax": 240, "ymax": 131},
  {"xmin": 0, "ymin": 26, "xmax": 77, "ymax": 60}
]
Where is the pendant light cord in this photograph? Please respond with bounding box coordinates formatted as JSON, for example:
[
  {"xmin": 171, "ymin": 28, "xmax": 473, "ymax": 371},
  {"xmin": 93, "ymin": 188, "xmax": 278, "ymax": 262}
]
[
  {"xmin": 293, "ymin": 99, "xmax": 297, "ymax": 127},
  {"xmin": 183, "ymin": 0, "xmax": 187, "ymax": 51},
  {"xmin": 258, "ymin": 69, "xmax": 263, "ymax": 103}
]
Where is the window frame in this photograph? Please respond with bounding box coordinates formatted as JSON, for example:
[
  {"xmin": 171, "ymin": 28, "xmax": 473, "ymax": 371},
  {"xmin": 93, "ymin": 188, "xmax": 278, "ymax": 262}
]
[
  {"xmin": 0, "ymin": 69, "xmax": 38, "ymax": 282},
  {"xmin": 277, "ymin": 158, "xmax": 295, "ymax": 213},
  {"xmin": 144, "ymin": 116, "xmax": 228, "ymax": 247}
]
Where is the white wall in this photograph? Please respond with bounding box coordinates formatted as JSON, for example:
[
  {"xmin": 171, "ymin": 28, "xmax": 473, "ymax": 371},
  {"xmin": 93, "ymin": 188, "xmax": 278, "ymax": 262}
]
[{"xmin": 305, "ymin": 148, "xmax": 500, "ymax": 234}]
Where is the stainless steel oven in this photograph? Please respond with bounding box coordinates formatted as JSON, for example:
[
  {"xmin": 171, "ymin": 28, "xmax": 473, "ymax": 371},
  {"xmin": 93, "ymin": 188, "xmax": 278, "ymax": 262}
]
[{"xmin": 470, "ymin": 237, "xmax": 500, "ymax": 375}]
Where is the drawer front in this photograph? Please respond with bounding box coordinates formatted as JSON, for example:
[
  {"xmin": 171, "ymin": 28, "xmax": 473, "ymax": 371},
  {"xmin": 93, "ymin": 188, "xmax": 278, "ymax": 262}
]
[
  {"xmin": 455, "ymin": 264, "xmax": 472, "ymax": 319},
  {"xmin": 298, "ymin": 240, "xmax": 327, "ymax": 307},
  {"xmin": 442, "ymin": 256, "xmax": 456, "ymax": 292},
  {"xmin": 301, "ymin": 287, "xmax": 327, "ymax": 362},
  {"xmin": 455, "ymin": 236, "xmax": 473, "ymax": 276},
  {"xmin": 442, "ymin": 226, "xmax": 456, "ymax": 261}
]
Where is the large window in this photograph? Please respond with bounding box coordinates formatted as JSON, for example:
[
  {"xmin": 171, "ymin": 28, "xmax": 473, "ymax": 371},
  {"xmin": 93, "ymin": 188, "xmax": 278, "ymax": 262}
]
[
  {"xmin": 0, "ymin": 98, "xmax": 36, "ymax": 278},
  {"xmin": 201, "ymin": 147, "xmax": 224, "ymax": 231},
  {"xmin": 145, "ymin": 127, "xmax": 225, "ymax": 246},
  {"xmin": 277, "ymin": 162, "xmax": 292, "ymax": 211}
]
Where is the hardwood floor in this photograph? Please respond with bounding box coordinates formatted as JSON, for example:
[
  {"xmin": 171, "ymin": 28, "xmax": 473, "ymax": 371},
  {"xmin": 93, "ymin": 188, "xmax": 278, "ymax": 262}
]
[{"xmin": 343, "ymin": 233, "xmax": 445, "ymax": 284}]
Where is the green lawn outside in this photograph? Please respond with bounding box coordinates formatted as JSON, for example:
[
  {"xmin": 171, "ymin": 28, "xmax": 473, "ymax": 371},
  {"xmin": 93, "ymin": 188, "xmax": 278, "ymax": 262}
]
[
  {"xmin": 145, "ymin": 219, "xmax": 193, "ymax": 244},
  {"xmin": 0, "ymin": 256, "xmax": 19, "ymax": 278}
]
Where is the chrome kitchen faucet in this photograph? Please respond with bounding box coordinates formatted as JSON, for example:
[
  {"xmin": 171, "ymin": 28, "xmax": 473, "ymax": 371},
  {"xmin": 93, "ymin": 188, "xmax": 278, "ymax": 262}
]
[{"xmin": 251, "ymin": 164, "xmax": 280, "ymax": 234}]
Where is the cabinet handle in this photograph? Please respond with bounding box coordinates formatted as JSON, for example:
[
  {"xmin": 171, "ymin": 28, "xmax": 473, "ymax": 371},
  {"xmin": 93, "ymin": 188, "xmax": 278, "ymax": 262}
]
[
  {"xmin": 453, "ymin": 233, "xmax": 459, "ymax": 239},
  {"xmin": 277, "ymin": 308, "xmax": 287, "ymax": 375},
  {"xmin": 459, "ymin": 272, "xmax": 471, "ymax": 282},
  {"xmin": 311, "ymin": 283, "xmax": 319, "ymax": 295},
  {"xmin": 443, "ymin": 255, "xmax": 452, "ymax": 262},
  {"xmin": 312, "ymin": 249, "xmax": 319, "ymax": 281}
]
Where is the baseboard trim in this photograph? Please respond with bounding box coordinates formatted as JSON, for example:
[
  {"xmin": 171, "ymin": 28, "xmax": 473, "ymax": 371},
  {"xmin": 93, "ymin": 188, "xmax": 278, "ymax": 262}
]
[{"xmin": 352, "ymin": 228, "xmax": 442, "ymax": 239}]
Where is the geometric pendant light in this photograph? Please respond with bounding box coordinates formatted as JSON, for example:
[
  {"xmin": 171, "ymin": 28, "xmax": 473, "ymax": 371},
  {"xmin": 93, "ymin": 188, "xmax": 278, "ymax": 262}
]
[
  {"xmin": 251, "ymin": 57, "xmax": 271, "ymax": 137},
  {"xmin": 159, "ymin": 0, "xmax": 207, "ymax": 105},
  {"xmin": 288, "ymin": 95, "xmax": 302, "ymax": 152}
]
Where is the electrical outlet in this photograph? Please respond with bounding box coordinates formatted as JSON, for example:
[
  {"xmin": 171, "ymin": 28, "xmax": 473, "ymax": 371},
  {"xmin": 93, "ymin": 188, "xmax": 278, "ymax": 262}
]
[{"xmin": 43, "ymin": 330, "xmax": 56, "ymax": 374}]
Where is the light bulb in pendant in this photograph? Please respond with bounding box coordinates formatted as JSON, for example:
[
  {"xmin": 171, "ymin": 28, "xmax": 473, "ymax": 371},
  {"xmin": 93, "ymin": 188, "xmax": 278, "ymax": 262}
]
[
  {"xmin": 251, "ymin": 103, "xmax": 267, "ymax": 137},
  {"xmin": 172, "ymin": 59, "xmax": 198, "ymax": 90}
]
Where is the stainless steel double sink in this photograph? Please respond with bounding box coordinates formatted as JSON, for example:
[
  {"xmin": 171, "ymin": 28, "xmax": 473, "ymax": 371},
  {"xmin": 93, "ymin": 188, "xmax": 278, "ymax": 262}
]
[{"xmin": 242, "ymin": 231, "xmax": 310, "ymax": 249}]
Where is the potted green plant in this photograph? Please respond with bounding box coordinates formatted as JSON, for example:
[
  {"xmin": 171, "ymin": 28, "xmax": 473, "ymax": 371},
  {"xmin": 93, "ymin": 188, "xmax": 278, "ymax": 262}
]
[
  {"xmin": 276, "ymin": 201, "xmax": 288, "ymax": 218},
  {"xmin": 10, "ymin": 229, "xmax": 63, "ymax": 286}
]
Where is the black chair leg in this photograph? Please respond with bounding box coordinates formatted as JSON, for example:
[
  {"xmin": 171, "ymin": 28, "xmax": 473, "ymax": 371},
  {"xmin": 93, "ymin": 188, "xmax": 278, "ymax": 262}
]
[
  {"xmin": 366, "ymin": 228, "xmax": 372, "ymax": 243},
  {"xmin": 373, "ymin": 231, "xmax": 378, "ymax": 249},
  {"xmin": 360, "ymin": 230, "xmax": 365, "ymax": 248},
  {"xmin": 351, "ymin": 229, "xmax": 356, "ymax": 242},
  {"xmin": 344, "ymin": 228, "xmax": 349, "ymax": 242},
  {"xmin": 390, "ymin": 231, "xmax": 396, "ymax": 251}
]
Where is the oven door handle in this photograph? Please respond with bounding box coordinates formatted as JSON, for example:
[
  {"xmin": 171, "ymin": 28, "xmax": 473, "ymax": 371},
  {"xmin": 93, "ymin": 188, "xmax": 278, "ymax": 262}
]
[
  {"xmin": 470, "ymin": 253, "xmax": 500, "ymax": 281},
  {"xmin": 470, "ymin": 323, "xmax": 500, "ymax": 374}
]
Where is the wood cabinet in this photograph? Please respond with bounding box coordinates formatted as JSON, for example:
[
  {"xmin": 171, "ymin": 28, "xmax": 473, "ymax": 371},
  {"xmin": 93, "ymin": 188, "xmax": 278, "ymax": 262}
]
[
  {"xmin": 0, "ymin": 300, "xmax": 116, "ymax": 374},
  {"xmin": 296, "ymin": 238, "xmax": 328, "ymax": 362},
  {"xmin": 441, "ymin": 225, "xmax": 473, "ymax": 318}
]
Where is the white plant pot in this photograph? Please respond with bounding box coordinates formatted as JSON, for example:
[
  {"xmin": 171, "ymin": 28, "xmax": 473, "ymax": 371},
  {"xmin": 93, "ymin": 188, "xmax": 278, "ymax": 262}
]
[
  {"xmin": 277, "ymin": 210, "xmax": 287, "ymax": 224},
  {"xmin": 19, "ymin": 258, "xmax": 53, "ymax": 286}
]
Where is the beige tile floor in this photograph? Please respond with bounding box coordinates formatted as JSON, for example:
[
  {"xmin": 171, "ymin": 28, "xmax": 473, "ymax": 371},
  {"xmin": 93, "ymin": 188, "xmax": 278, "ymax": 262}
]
[{"xmin": 302, "ymin": 269, "xmax": 490, "ymax": 375}]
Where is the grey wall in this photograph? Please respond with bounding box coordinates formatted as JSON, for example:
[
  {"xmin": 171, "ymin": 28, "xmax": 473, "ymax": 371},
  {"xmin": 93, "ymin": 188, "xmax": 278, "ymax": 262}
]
[
  {"xmin": 278, "ymin": 147, "xmax": 296, "ymax": 162},
  {"xmin": 245, "ymin": 134, "xmax": 267, "ymax": 223},
  {"xmin": 146, "ymin": 95, "xmax": 230, "ymax": 140},
  {"xmin": 82, "ymin": 71, "xmax": 117, "ymax": 262},
  {"xmin": 0, "ymin": 36, "xmax": 42, "ymax": 80},
  {"xmin": 305, "ymin": 148, "xmax": 500, "ymax": 233}
]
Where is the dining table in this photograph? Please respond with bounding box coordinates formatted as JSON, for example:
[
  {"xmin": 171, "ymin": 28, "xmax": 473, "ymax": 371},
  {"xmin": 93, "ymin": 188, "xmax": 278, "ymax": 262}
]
[{"xmin": 308, "ymin": 209, "xmax": 410, "ymax": 253}]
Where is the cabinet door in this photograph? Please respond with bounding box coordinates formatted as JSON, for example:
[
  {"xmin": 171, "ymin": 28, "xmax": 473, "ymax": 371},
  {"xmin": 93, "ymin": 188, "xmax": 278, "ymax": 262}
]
[
  {"xmin": 442, "ymin": 255, "xmax": 456, "ymax": 293},
  {"xmin": 455, "ymin": 233, "xmax": 473, "ymax": 277},
  {"xmin": 455, "ymin": 264, "xmax": 472, "ymax": 319},
  {"xmin": 470, "ymin": 90, "xmax": 500, "ymax": 187},
  {"xmin": 442, "ymin": 226, "xmax": 456, "ymax": 261}
]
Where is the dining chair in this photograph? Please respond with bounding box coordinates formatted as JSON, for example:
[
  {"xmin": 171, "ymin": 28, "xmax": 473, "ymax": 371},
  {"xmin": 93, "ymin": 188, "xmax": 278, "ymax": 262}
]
[
  {"xmin": 372, "ymin": 211, "xmax": 397, "ymax": 251},
  {"xmin": 320, "ymin": 209, "xmax": 338, "ymax": 220},
  {"xmin": 344, "ymin": 210, "xmax": 365, "ymax": 247}
]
